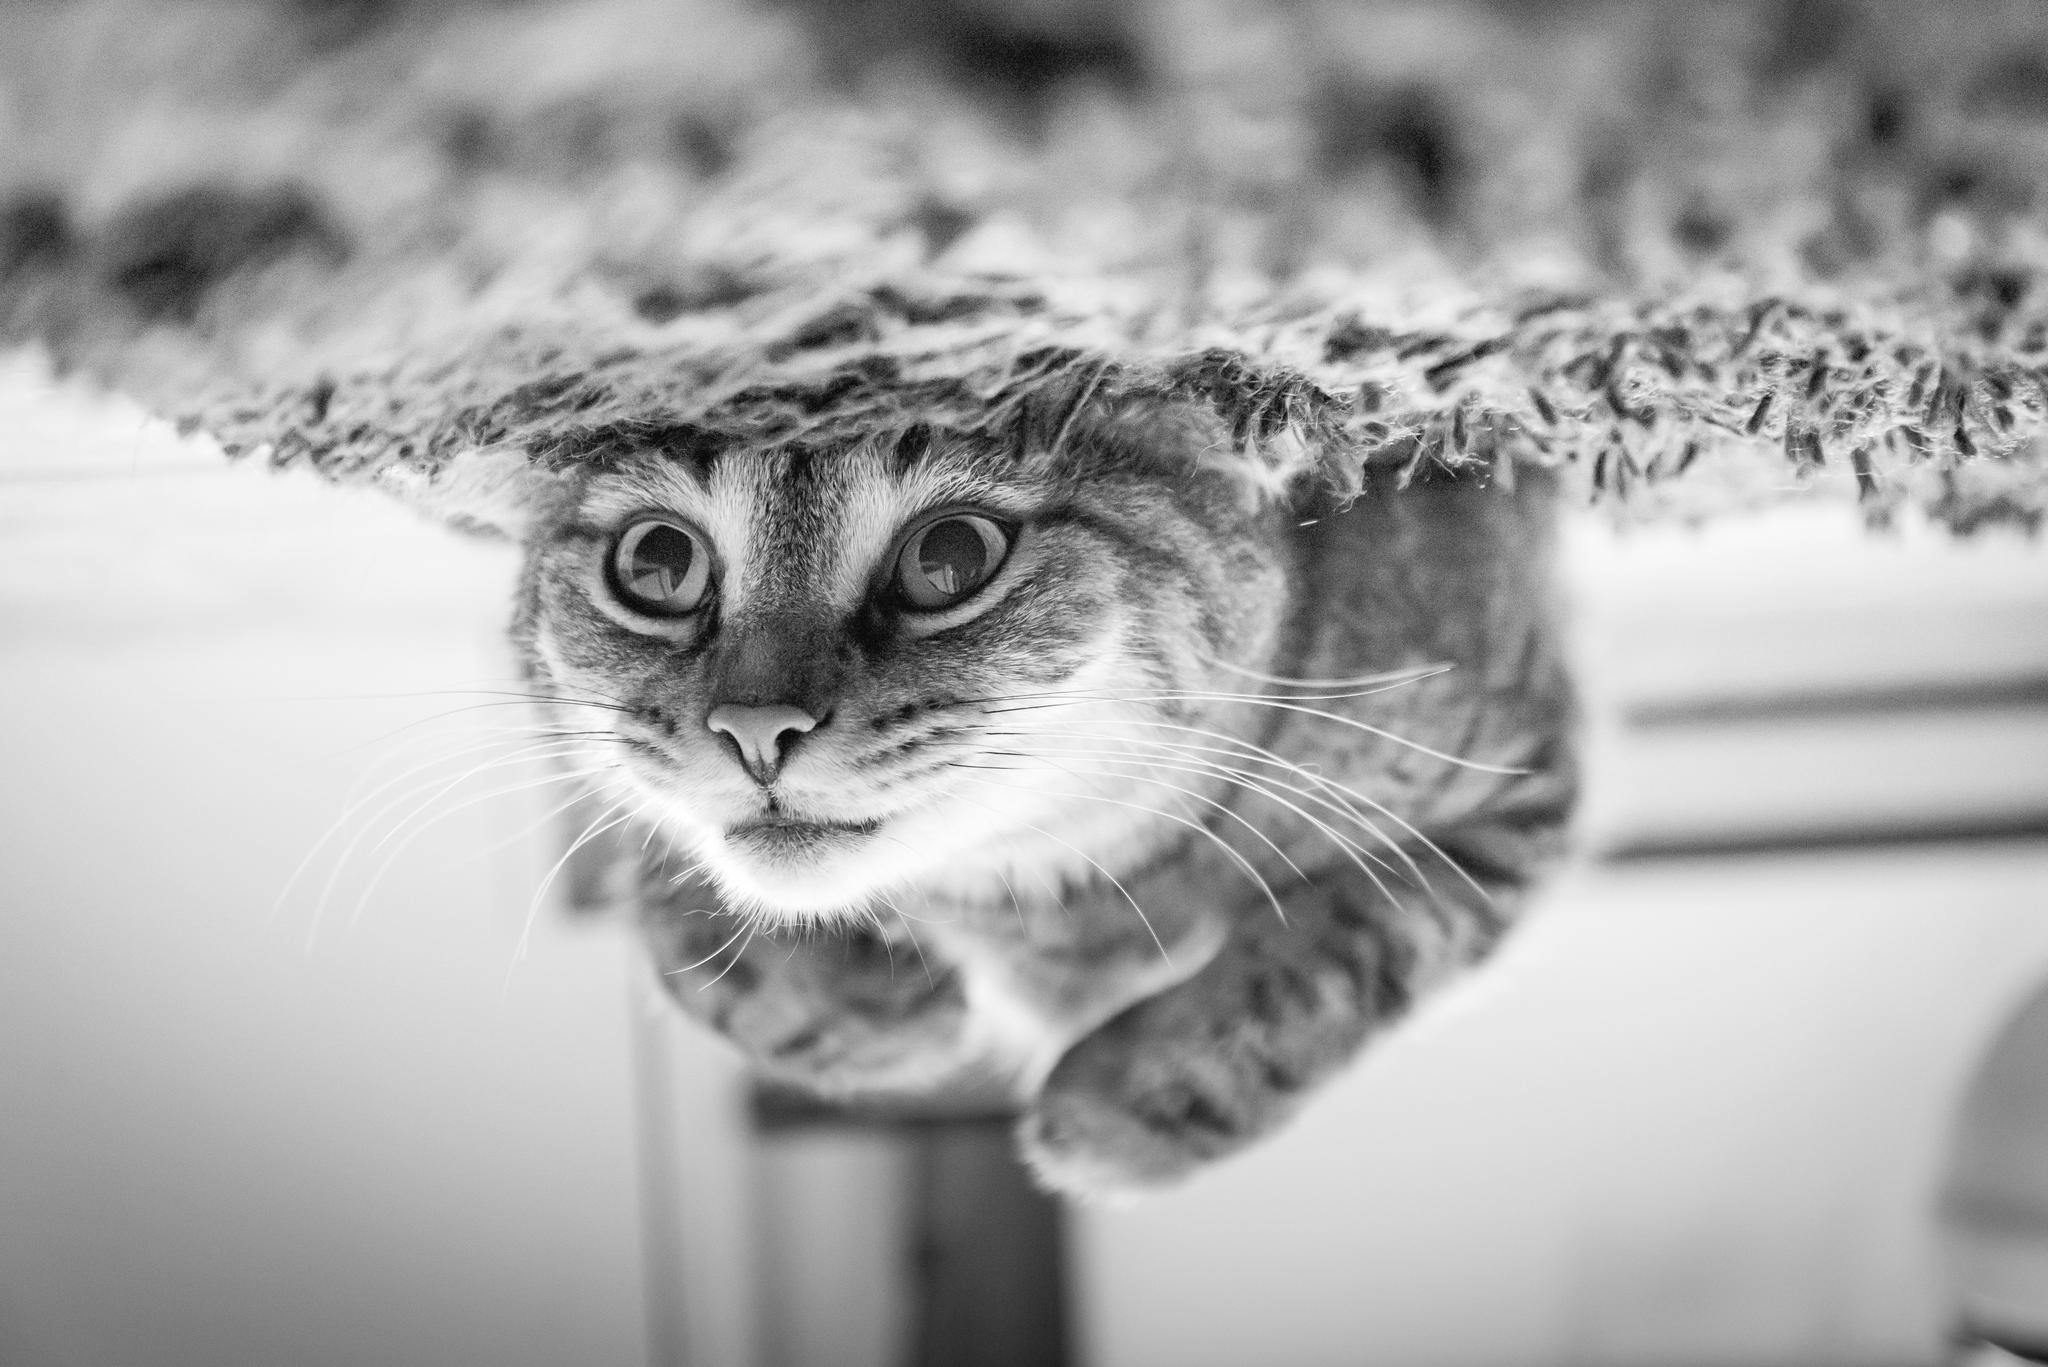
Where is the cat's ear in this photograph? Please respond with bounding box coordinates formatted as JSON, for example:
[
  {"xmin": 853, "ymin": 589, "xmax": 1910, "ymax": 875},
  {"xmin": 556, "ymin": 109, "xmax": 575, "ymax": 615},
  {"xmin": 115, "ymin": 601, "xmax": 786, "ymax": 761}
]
[{"xmin": 371, "ymin": 445, "xmax": 568, "ymax": 539}]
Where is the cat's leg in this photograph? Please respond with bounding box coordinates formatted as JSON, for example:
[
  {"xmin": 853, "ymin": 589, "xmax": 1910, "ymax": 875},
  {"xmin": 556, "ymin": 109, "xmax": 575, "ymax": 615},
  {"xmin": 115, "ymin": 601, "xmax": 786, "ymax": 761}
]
[
  {"xmin": 639, "ymin": 869, "xmax": 980, "ymax": 1098},
  {"xmin": 1018, "ymin": 838, "xmax": 1533, "ymax": 1194}
]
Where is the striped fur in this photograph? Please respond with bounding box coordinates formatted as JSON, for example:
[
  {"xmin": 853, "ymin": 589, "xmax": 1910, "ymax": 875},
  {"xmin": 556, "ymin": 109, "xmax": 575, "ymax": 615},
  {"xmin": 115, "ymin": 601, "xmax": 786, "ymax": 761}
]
[{"xmin": 500, "ymin": 393, "xmax": 1576, "ymax": 1193}]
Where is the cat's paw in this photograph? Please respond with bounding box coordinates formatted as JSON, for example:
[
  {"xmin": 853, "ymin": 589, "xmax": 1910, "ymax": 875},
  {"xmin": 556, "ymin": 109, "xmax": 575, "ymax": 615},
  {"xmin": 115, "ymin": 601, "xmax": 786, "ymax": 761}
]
[
  {"xmin": 1018, "ymin": 1014, "xmax": 1267, "ymax": 1196},
  {"xmin": 1015, "ymin": 930, "xmax": 1372, "ymax": 1195},
  {"xmin": 752, "ymin": 987, "xmax": 974, "ymax": 1094},
  {"xmin": 645, "ymin": 907, "xmax": 976, "ymax": 1094}
]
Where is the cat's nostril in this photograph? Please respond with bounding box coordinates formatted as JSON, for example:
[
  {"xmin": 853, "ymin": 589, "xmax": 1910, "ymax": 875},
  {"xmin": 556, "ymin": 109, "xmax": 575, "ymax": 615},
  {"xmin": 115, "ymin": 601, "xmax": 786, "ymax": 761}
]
[{"xmin": 705, "ymin": 703, "xmax": 819, "ymax": 783}]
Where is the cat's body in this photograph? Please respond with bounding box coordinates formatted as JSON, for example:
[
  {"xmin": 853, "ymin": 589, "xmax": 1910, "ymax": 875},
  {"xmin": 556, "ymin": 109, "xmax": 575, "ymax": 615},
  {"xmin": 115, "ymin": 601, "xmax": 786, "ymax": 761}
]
[{"xmin": 473, "ymin": 384, "xmax": 1574, "ymax": 1194}]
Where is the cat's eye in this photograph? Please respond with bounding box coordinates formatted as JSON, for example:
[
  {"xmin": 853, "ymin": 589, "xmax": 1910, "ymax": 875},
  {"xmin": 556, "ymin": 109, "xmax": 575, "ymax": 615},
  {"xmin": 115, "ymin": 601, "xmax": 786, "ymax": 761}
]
[
  {"xmin": 892, "ymin": 512, "xmax": 1013, "ymax": 611},
  {"xmin": 610, "ymin": 518, "xmax": 714, "ymax": 616}
]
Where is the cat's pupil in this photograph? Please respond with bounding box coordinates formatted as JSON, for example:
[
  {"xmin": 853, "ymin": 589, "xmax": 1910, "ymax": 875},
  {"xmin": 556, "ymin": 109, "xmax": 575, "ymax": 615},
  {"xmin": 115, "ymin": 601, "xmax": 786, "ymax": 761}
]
[
  {"xmin": 629, "ymin": 525, "xmax": 694, "ymax": 600},
  {"xmin": 917, "ymin": 518, "xmax": 988, "ymax": 596}
]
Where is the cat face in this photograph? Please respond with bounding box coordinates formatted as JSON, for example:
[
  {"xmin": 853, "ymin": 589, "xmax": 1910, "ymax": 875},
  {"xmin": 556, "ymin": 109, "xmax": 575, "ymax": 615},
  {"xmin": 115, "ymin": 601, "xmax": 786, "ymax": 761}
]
[{"xmin": 504, "ymin": 408, "xmax": 1293, "ymax": 920}]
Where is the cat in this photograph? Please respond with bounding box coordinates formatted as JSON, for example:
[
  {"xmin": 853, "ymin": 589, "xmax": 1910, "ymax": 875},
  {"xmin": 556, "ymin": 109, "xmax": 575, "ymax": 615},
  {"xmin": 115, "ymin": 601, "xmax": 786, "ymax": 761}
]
[{"xmin": 410, "ymin": 376, "xmax": 1578, "ymax": 1195}]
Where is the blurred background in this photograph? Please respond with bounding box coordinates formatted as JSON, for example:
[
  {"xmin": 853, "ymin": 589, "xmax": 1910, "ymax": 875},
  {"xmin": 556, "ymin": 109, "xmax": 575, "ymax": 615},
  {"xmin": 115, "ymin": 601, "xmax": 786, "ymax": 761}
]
[
  {"xmin": 4, "ymin": 346, "xmax": 2046, "ymax": 1366},
  {"xmin": 7, "ymin": 0, "xmax": 2048, "ymax": 1363}
]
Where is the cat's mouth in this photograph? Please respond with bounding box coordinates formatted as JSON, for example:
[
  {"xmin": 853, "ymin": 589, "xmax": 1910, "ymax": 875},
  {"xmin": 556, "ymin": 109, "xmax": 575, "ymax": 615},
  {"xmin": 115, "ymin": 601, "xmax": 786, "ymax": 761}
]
[
  {"xmin": 707, "ymin": 812, "xmax": 892, "ymax": 917},
  {"xmin": 724, "ymin": 813, "xmax": 882, "ymax": 854}
]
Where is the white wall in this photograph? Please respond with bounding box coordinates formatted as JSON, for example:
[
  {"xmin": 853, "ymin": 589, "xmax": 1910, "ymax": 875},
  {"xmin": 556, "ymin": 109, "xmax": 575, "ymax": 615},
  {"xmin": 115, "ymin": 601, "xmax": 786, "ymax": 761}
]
[{"xmin": 0, "ymin": 358, "xmax": 667, "ymax": 1367}]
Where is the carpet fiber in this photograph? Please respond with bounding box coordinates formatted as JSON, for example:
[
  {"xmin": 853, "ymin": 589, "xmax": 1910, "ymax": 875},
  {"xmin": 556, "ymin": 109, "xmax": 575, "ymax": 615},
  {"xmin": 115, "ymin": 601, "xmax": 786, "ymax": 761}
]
[{"xmin": 5, "ymin": 0, "xmax": 2048, "ymax": 531}]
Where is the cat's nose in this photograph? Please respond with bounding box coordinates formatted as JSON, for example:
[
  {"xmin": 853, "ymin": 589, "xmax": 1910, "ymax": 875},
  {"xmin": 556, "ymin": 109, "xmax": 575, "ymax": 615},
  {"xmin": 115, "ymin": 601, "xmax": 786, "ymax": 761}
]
[{"xmin": 705, "ymin": 703, "xmax": 819, "ymax": 784}]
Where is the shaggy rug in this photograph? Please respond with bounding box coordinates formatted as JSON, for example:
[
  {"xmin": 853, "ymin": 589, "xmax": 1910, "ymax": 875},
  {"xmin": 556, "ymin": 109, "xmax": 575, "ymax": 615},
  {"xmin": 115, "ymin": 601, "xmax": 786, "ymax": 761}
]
[{"xmin": 5, "ymin": 0, "xmax": 2048, "ymax": 532}]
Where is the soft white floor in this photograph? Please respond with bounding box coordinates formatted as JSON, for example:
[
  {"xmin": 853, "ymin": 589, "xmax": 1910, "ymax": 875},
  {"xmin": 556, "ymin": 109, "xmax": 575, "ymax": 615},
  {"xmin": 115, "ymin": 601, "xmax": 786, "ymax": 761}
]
[{"xmin": 4, "ymin": 352, "xmax": 2047, "ymax": 1367}]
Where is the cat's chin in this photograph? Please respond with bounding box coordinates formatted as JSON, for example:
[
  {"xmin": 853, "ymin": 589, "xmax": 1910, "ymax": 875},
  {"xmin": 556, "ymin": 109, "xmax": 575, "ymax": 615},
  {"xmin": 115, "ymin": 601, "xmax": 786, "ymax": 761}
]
[{"xmin": 700, "ymin": 820, "xmax": 897, "ymax": 921}]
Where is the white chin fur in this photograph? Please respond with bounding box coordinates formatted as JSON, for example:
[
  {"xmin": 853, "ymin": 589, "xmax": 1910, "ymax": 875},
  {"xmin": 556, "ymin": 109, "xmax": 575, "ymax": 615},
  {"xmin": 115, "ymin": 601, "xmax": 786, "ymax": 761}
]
[{"xmin": 696, "ymin": 838, "xmax": 892, "ymax": 921}]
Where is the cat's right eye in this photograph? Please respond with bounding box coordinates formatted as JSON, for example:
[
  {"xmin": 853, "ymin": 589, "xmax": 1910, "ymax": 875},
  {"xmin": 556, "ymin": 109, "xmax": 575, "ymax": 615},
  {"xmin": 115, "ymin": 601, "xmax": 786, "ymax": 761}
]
[{"xmin": 609, "ymin": 518, "xmax": 714, "ymax": 616}]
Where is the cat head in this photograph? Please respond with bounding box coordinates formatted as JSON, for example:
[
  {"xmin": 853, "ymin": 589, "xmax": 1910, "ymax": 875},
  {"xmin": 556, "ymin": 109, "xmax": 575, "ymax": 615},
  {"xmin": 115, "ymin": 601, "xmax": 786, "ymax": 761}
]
[{"xmin": 399, "ymin": 391, "xmax": 1305, "ymax": 920}]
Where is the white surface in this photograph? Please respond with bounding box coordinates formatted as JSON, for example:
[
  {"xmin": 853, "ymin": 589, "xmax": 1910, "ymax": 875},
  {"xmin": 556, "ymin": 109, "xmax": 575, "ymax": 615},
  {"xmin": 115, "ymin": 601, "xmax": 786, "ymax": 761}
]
[
  {"xmin": 1075, "ymin": 843, "xmax": 2048, "ymax": 1367},
  {"xmin": 0, "ymin": 357, "xmax": 668, "ymax": 1367}
]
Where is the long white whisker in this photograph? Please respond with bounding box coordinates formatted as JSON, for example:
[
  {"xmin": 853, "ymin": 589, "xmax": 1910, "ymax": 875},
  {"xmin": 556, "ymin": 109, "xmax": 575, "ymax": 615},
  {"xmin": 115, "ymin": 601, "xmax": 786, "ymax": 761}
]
[
  {"xmin": 299, "ymin": 741, "xmax": 614, "ymax": 945},
  {"xmin": 445, "ymin": 775, "xmax": 641, "ymax": 871},
  {"xmin": 971, "ymin": 669, "xmax": 1450, "ymax": 711},
  {"xmin": 518, "ymin": 798, "xmax": 637, "ymax": 962},
  {"xmin": 363, "ymin": 739, "xmax": 612, "ymax": 861},
  {"xmin": 980, "ymin": 725, "xmax": 1409, "ymax": 877},
  {"xmin": 1196, "ymin": 656, "xmax": 1454, "ymax": 691},
  {"xmin": 1099, "ymin": 717, "xmax": 1485, "ymax": 903},
  {"xmin": 945, "ymin": 782, "xmax": 1171, "ymax": 965},
  {"xmin": 282, "ymin": 731, "xmax": 593, "ymax": 915},
  {"xmin": 666, "ymin": 916, "xmax": 754, "ymax": 978},
  {"xmin": 341, "ymin": 759, "xmax": 620, "ymax": 935},
  {"xmin": 982, "ymin": 690, "xmax": 1524, "ymax": 776},
  {"xmin": 878, "ymin": 898, "xmax": 937, "ymax": 988},
  {"xmin": 986, "ymin": 715, "xmax": 1482, "ymax": 903},
  {"xmin": 988, "ymin": 862, "xmax": 1030, "ymax": 933},
  {"xmin": 320, "ymin": 741, "xmax": 610, "ymax": 921},
  {"xmin": 962, "ymin": 750, "xmax": 1299, "ymax": 922},
  {"xmin": 701, "ymin": 923, "xmax": 760, "ymax": 990},
  {"xmin": 326, "ymin": 699, "xmax": 628, "ymax": 762},
  {"xmin": 979, "ymin": 742, "xmax": 1400, "ymax": 906},
  {"xmin": 275, "ymin": 683, "xmax": 634, "ymax": 711}
]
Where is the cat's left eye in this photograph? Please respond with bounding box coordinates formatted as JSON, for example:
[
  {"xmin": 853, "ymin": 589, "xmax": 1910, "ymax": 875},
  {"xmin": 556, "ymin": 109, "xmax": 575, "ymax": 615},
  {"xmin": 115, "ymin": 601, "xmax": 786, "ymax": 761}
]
[
  {"xmin": 892, "ymin": 512, "xmax": 1013, "ymax": 611},
  {"xmin": 610, "ymin": 518, "xmax": 714, "ymax": 616}
]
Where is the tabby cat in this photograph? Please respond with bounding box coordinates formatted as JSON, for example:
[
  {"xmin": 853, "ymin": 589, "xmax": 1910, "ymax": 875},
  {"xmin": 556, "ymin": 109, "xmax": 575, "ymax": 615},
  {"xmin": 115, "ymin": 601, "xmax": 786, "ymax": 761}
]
[{"xmin": 421, "ymin": 382, "xmax": 1576, "ymax": 1195}]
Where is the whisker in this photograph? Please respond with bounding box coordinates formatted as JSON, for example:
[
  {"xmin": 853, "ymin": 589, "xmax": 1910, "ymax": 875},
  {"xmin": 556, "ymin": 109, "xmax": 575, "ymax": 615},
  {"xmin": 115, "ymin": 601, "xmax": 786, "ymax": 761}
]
[
  {"xmin": 328, "ymin": 700, "xmax": 630, "ymax": 762},
  {"xmin": 959, "ymin": 751, "xmax": 1298, "ymax": 922},
  {"xmin": 329, "ymin": 750, "xmax": 606, "ymax": 930},
  {"xmin": 443, "ymin": 775, "xmax": 641, "ymax": 871},
  {"xmin": 988, "ymin": 715, "xmax": 1481, "ymax": 902},
  {"xmin": 701, "ymin": 923, "xmax": 761, "ymax": 990},
  {"xmin": 321, "ymin": 722, "xmax": 622, "ymax": 858},
  {"xmin": 989, "ymin": 863, "xmax": 1029, "ymax": 933},
  {"xmin": 1128, "ymin": 720, "xmax": 1484, "ymax": 903},
  {"xmin": 982, "ymin": 732, "xmax": 1407, "ymax": 880},
  {"xmin": 519, "ymin": 798, "xmax": 638, "ymax": 961},
  {"xmin": 956, "ymin": 660, "xmax": 1444, "ymax": 709},
  {"xmin": 1196, "ymin": 656, "xmax": 1453, "ymax": 691},
  {"xmin": 268, "ymin": 683, "xmax": 635, "ymax": 711},
  {"xmin": 341, "ymin": 759, "xmax": 621, "ymax": 936},
  {"xmin": 295, "ymin": 739, "xmax": 613, "ymax": 941},
  {"xmin": 354, "ymin": 739, "xmax": 612, "ymax": 870},
  {"xmin": 878, "ymin": 897, "xmax": 937, "ymax": 989},
  {"xmin": 667, "ymin": 916, "xmax": 755, "ymax": 978},
  {"xmin": 980, "ymin": 726, "xmax": 1401, "ymax": 864},
  {"xmin": 968, "ymin": 670, "xmax": 1445, "ymax": 710},
  {"xmin": 980, "ymin": 690, "xmax": 1524, "ymax": 776},
  {"xmin": 944, "ymin": 781, "xmax": 1172, "ymax": 966},
  {"xmin": 285, "ymin": 731, "xmax": 559, "ymax": 903},
  {"xmin": 976, "ymin": 742, "xmax": 1398, "ymax": 906},
  {"xmin": 665, "ymin": 855, "xmax": 712, "ymax": 889}
]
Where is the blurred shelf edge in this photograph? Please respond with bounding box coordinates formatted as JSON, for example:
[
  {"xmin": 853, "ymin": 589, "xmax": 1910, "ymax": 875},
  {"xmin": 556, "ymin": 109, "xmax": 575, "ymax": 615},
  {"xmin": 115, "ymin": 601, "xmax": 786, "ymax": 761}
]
[
  {"xmin": 1565, "ymin": 505, "xmax": 2048, "ymax": 864},
  {"xmin": 1566, "ymin": 506, "xmax": 2048, "ymax": 712},
  {"xmin": 1585, "ymin": 705, "xmax": 2048, "ymax": 861}
]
